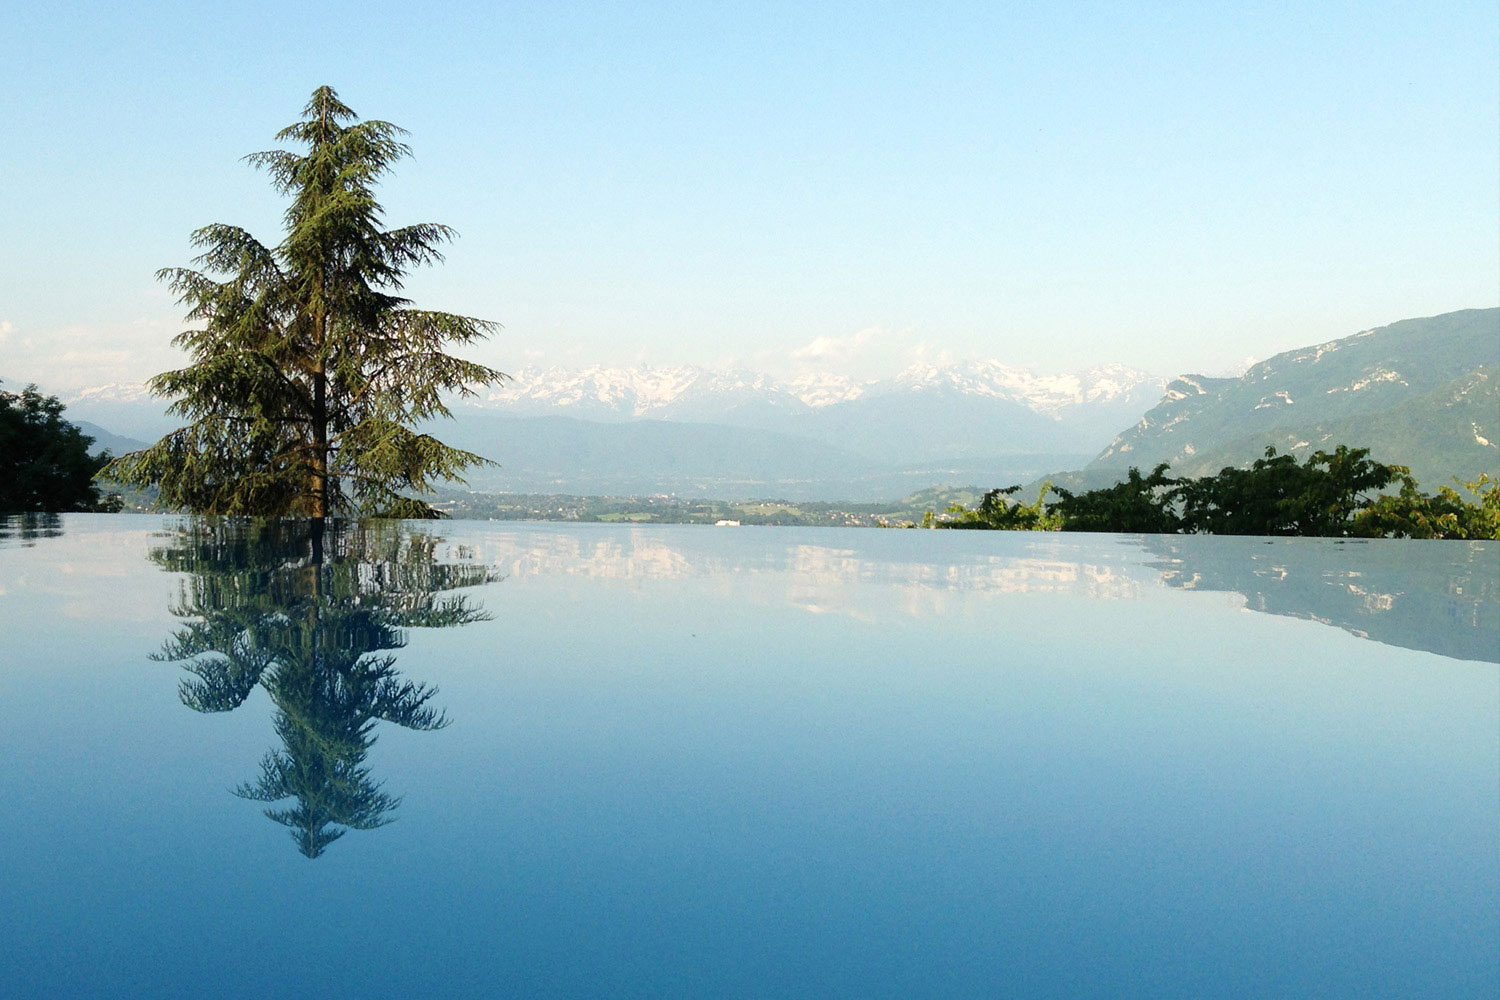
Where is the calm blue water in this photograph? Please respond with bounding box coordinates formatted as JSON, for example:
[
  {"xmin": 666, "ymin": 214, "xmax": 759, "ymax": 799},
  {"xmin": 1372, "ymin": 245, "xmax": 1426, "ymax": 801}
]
[{"xmin": 1, "ymin": 514, "xmax": 1495, "ymax": 999}]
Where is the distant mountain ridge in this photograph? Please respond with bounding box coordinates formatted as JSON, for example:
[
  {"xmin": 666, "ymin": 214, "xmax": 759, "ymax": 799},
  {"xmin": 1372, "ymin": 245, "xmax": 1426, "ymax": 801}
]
[
  {"xmin": 72, "ymin": 421, "xmax": 148, "ymax": 458},
  {"xmin": 464, "ymin": 359, "xmax": 1167, "ymax": 470},
  {"xmin": 480, "ymin": 359, "xmax": 1165, "ymax": 423},
  {"xmin": 1090, "ymin": 308, "xmax": 1499, "ymax": 486}
]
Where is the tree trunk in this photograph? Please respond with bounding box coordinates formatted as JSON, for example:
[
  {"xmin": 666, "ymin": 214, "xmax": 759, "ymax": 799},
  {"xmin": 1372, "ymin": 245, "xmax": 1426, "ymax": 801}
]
[{"xmin": 311, "ymin": 363, "xmax": 327, "ymax": 518}]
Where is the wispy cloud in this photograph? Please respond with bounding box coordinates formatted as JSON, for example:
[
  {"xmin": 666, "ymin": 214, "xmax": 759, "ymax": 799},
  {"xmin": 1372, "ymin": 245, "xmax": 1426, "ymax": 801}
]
[
  {"xmin": 902, "ymin": 340, "xmax": 955, "ymax": 368},
  {"xmin": 790, "ymin": 326, "xmax": 882, "ymax": 370}
]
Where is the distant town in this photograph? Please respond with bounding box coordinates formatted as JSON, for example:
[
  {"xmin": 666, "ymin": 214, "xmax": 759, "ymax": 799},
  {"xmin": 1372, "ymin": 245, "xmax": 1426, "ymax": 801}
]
[{"xmin": 431, "ymin": 486, "xmax": 983, "ymax": 528}]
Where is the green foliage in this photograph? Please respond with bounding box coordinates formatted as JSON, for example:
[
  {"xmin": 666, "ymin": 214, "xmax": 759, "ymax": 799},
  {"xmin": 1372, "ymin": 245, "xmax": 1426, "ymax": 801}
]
[
  {"xmin": 1049, "ymin": 463, "xmax": 1180, "ymax": 533},
  {"xmin": 104, "ymin": 87, "xmax": 504, "ymax": 518},
  {"xmin": 961, "ymin": 445, "xmax": 1484, "ymax": 538},
  {"xmin": 941, "ymin": 481, "xmax": 1062, "ymax": 531},
  {"xmin": 1174, "ymin": 446, "xmax": 1401, "ymax": 536},
  {"xmin": 1036, "ymin": 446, "xmax": 1402, "ymax": 537},
  {"xmin": 1352, "ymin": 474, "xmax": 1500, "ymax": 539},
  {"xmin": 0, "ymin": 382, "xmax": 121, "ymax": 512},
  {"xmin": 151, "ymin": 519, "xmax": 494, "ymax": 856}
]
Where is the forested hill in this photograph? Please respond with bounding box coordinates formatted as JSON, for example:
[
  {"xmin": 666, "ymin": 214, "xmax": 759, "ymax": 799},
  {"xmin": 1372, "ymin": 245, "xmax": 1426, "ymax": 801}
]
[{"xmin": 1089, "ymin": 308, "xmax": 1499, "ymax": 486}]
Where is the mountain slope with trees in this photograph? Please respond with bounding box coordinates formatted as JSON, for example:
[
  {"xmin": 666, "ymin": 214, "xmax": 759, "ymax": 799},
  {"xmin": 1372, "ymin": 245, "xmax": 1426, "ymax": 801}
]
[{"xmin": 1090, "ymin": 308, "xmax": 1498, "ymax": 486}]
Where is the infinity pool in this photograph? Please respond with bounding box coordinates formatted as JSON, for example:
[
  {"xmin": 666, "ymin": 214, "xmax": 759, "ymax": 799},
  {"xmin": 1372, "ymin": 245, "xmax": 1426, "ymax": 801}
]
[{"xmin": 1, "ymin": 515, "xmax": 1495, "ymax": 998}]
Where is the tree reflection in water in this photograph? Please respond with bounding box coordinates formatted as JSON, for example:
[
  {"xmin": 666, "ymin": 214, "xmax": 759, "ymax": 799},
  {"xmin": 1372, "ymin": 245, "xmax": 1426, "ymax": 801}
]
[
  {"xmin": 0, "ymin": 513, "xmax": 64, "ymax": 547},
  {"xmin": 150, "ymin": 518, "xmax": 494, "ymax": 857}
]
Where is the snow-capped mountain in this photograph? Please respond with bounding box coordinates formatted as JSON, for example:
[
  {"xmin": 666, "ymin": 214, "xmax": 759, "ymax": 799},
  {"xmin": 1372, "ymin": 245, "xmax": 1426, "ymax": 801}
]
[
  {"xmin": 480, "ymin": 365, "xmax": 813, "ymax": 422},
  {"xmin": 881, "ymin": 360, "xmax": 1165, "ymax": 418},
  {"xmin": 475, "ymin": 360, "xmax": 1165, "ymax": 427},
  {"xmin": 68, "ymin": 382, "xmax": 159, "ymax": 405},
  {"xmin": 59, "ymin": 382, "xmax": 177, "ymax": 442},
  {"xmin": 784, "ymin": 372, "xmax": 872, "ymax": 408},
  {"xmin": 451, "ymin": 359, "xmax": 1170, "ymax": 473}
]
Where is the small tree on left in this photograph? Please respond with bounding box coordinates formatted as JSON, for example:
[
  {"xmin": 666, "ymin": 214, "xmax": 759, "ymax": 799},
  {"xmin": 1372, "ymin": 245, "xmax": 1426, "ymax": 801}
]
[{"xmin": 0, "ymin": 382, "xmax": 119, "ymax": 513}]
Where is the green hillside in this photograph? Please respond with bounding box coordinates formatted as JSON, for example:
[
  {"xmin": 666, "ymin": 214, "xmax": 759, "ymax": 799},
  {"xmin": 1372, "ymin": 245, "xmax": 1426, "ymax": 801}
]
[
  {"xmin": 1090, "ymin": 308, "xmax": 1499, "ymax": 486},
  {"xmin": 1182, "ymin": 367, "xmax": 1496, "ymax": 486}
]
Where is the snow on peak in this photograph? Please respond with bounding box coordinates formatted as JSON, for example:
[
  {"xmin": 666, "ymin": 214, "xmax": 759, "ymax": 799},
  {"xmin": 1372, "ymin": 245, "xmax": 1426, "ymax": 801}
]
[
  {"xmin": 481, "ymin": 364, "xmax": 718, "ymax": 417},
  {"xmin": 889, "ymin": 360, "xmax": 1164, "ymax": 416},
  {"xmin": 784, "ymin": 372, "xmax": 872, "ymax": 408},
  {"xmin": 66, "ymin": 382, "xmax": 155, "ymax": 403},
  {"xmin": 466, "ymin": 359, "xmax": 1165, "ymax": 420}
]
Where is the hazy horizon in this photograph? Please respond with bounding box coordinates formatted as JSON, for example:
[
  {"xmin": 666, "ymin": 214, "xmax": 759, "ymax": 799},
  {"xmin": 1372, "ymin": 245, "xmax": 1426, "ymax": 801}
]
[{"xmin": 26, "ymin": 306, "xmax": 1493, "ymax": 402}]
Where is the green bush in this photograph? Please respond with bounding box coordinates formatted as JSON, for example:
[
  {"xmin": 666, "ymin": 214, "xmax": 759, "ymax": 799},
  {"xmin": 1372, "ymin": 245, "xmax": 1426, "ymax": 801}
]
[
  {"xmin": 954, "ymin": 444, "xmax": 1496, "ymax": 539},
  {"xmin": 941, "ymin": 482, "xmax": 1062, "ymax": 531}
]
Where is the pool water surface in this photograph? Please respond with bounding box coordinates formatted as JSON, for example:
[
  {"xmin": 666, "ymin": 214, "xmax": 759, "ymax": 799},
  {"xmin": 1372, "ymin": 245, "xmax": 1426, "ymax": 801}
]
[{"xmin": 0, "ymin": 515, "xmax": 1495, "ymax": 998}]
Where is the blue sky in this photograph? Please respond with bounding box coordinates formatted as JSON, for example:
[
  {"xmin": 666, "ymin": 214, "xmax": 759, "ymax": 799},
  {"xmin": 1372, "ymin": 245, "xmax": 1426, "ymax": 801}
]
[{"xmin": 2, "ymin": 1, "xmax": 1496, "ymax": 391}]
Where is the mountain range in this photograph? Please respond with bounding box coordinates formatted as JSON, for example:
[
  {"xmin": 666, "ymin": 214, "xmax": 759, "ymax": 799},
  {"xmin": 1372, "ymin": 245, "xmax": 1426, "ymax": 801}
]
[
  {"xmin": 32, "ymin": 307, "xmax": 1499, "ymax": 502},
  {"xmin": 465, "ymin": 360, "xmax": 1167, "ymax": 461},
  {"xmin": 482, "ymin": 360, "xmax": 1162, "ymax": 420}
]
